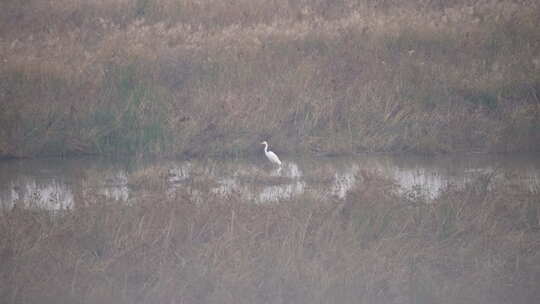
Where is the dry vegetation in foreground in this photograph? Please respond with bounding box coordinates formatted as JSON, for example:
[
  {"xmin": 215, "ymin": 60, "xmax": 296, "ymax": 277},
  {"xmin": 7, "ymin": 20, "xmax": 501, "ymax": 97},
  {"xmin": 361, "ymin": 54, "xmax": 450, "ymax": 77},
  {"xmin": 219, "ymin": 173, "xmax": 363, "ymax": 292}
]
[
  {"xmin": 0, "ymin": 172, "xmax": 539, "ymax": 304},
  {"xmin": 1, "ymin": 0, "xmax": 540, "ymax": 157}
]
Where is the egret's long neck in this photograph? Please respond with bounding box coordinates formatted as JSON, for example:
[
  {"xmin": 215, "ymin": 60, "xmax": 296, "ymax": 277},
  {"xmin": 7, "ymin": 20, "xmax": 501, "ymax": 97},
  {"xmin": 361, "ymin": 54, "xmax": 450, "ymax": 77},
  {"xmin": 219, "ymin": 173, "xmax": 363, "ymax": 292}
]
[{"xmin": 263, "ymin": 143, "xmax": 268, "ymax": 153}]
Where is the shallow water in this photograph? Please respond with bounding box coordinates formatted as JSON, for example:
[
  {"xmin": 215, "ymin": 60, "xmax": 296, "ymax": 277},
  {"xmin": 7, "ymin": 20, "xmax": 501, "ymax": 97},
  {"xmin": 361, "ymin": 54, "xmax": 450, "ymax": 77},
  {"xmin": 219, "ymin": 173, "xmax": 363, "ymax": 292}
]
[{"xmin": 1, "ymin": 153, "xmax": 539, "ymax": 210}]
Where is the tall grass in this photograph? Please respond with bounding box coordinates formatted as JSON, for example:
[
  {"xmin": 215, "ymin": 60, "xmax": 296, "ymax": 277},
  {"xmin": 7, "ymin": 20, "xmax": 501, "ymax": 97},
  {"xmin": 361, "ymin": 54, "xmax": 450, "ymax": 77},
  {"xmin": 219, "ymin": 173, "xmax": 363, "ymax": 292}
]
[
  {"xmin": 1, "ymin": 171, "xmax": 538, "ymax": 303},
  {"xmin": 1, "ymin": 0, "xmax": 539, "ymax": 157}
]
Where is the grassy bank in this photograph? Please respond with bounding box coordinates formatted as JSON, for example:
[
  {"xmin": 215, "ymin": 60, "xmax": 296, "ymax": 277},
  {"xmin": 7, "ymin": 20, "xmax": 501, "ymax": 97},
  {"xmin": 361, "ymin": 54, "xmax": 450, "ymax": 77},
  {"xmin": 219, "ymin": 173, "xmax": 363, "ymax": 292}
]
[
  {"xmin": 1, "ymin": 0, "xmax": 540, "ymax": 157},
  {"xmin": 1, "ymin": 171, "xmax": 539, "ymax": 303}
]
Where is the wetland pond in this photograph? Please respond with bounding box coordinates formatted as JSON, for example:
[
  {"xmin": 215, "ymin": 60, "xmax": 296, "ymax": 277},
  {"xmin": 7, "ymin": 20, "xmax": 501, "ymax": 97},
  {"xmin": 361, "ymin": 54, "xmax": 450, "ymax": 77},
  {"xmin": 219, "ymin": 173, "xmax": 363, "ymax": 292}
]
[{"xmin": 1, "ymin": 153, "xmax": 539, "ymax": 210}]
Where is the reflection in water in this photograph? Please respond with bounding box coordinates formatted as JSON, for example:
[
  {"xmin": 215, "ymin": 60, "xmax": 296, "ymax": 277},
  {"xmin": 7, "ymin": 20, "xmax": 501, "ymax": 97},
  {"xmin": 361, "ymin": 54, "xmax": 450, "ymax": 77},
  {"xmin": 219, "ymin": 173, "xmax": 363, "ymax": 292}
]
[
  {"xmin": 212, "ymin": 178, "xmax": 239, "ymax": 196},
  {"xmin": 97, "ymin": 171, "xmax": 129, "ymax": 201},
  {"xmin": 392, "ymin": 168, "xmax": 454, "ymax": 199},
  {"xmin": 1, "ymin": 179, "xmax": 73, "ymax": 210},
  {"xmin": 331, "ymin": 164, "xmax": 359, "ymax": 199},
  {"xmin": 168, "ymin": 162, "xmax": 192, "ymax": 183},
  {"xmin": 259, "ymin": 181, "xmax": 306, "ymax": 203},
  {"xmin": 1, "ymin": 154, "xmax": 539, "ymax": 210},
  {"xmin": 280, "ymin": 162, "xmax": 303, "ymax": 179}
]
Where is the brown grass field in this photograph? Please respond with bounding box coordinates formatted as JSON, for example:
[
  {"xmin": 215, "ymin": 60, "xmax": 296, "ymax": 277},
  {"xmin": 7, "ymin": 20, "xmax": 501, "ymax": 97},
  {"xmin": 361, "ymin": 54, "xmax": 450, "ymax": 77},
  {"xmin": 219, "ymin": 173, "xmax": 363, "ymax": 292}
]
[
  {"xmin": 1, "ymin": 0, "xmax": 540, "ymax": 158},
  {"xmin": 1, "ymin": 170, "xmax": 539, "ymax": 304}
]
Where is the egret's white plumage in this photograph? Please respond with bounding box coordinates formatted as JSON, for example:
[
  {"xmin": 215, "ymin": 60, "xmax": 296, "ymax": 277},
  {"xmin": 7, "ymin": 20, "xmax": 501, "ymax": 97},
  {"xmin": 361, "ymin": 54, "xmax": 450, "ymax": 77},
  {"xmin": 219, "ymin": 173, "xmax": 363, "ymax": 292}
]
[{"xmin": 261, "ymin": 141, "xmax": 282, "ymax": 166}]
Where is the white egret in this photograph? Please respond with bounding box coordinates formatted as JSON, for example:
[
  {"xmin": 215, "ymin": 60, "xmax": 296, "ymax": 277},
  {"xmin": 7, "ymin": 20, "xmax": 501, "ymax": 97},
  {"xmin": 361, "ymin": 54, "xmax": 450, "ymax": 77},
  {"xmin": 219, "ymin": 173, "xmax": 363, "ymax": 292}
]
[{"xmin": 261, "ymin": 141, "xmax": 282, "ymax": 166}]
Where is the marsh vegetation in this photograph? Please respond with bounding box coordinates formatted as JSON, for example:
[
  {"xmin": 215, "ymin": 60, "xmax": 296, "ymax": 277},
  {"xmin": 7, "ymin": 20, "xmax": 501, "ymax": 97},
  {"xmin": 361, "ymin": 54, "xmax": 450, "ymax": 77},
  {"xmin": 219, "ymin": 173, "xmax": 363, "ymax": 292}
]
[
  {"xmin": 2, "ymin": 1, "xmax": 540, "ymax": 303},
  {"xmin": 1, "ymin": 155, "xmax": 540, "ymax": 303},
  {"xmin": 1, "ymin": 0, "xmax": 539, "ymax": 158},
  {"xmin": 1, "ymin": 165, "xmax": 539, "ymax": 304}
]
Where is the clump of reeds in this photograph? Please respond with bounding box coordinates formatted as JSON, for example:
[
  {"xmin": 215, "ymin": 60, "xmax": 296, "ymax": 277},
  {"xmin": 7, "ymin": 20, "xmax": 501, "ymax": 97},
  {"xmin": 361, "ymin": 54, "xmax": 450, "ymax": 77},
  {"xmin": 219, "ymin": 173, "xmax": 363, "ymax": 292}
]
[{"xmin": 1, "ymin": 171, "xmax": 538, "ymax": 304}]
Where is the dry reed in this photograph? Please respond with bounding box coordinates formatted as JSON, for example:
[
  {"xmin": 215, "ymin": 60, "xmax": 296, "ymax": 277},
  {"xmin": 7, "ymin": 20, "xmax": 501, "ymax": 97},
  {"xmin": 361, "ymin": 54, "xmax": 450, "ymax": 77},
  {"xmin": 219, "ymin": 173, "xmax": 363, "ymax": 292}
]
[
  {"xmin": 1, "ymin": 0, "xmax": 539, "ymax": 158},
  {"xmin": 0, "ymin": 171, "xmax": 539, "ymax": 303}
]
